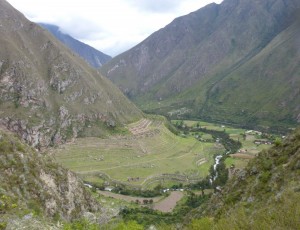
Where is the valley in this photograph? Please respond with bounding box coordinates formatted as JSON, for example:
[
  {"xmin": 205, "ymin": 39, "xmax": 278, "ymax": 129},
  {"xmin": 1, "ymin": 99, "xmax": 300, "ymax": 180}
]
[
  {"xmin": 1, "ymin": 0, "xmax": 300, "ymax": 228},
  {"xmin": 52, "ymin": 117, "xmax": 276, "ymax": 217},
  {"xmin": 53, "ymin": 117, "xmax": 221, "ymax": 189}
]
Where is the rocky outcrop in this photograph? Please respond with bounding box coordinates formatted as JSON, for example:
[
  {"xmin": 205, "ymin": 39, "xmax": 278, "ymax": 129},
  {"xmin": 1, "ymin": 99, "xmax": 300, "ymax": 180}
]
[
  {"xmin": 0, "ymin": 128, "xmax": 101, "ymax": 221},
  {"xmin": 0, "ymin": 0, "xmax": 143, "ymax": 148}
]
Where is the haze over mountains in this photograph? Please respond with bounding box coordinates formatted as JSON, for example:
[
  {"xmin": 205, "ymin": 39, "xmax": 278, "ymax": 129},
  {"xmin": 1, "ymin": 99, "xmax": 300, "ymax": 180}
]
[
  {"xmin": 101, "ymin": 0, "xmax": 300, "ymax": 130},
  {"xmin": 39, "ymin": 23, "xmax": 112, "ymax": 68},
  {"xmin": 0, "ymin": 0, "xmax": 142, "ymax": 148}
]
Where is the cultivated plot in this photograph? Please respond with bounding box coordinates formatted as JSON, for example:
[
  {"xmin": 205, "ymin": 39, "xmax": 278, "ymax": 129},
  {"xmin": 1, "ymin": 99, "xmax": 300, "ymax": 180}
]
[{"xmin": 53, "ymin": 119, "xmax": 222, "ymax": 187}]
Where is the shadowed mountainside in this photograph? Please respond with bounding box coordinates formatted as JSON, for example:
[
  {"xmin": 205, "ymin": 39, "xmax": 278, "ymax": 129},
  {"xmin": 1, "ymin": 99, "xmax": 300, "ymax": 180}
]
[{"xmin": 101, "ymin": 0, "xmax": 300, "ymax": 130}]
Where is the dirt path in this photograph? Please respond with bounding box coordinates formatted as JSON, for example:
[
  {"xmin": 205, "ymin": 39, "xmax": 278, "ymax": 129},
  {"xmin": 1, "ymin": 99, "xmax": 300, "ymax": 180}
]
[
  {"xmin": 153, "ymin": 191, "xmax": 184, "ymax": 212},
  {"xmin": 97, "ymin": 190, "xmax": 162, "ymax": 203}
]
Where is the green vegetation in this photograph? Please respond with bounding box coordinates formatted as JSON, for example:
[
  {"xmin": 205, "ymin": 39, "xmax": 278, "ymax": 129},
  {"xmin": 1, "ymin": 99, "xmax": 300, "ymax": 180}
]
[
  {"xmin": 63, "ymin": 219, "xmax": 101, "ymax": 230},
  {"xmin": 101, "ymin": 0, "xmax": 300, "ymax": 130},
  {"xmin": 53, "ymin": 118, "xmax": 278, "ymax": 229},
  {"xmin": 54, "ymin": 119, "xmax": 221, "ymax": 188},
  {"xmin": 0, "ymin": 128, "xmax": 100, "ymax": 229},
  {"xmin": 119, "ymin": 193, "xmax": 210, "ymax": 228},
  {"xmin": 186, "ymin": 128, "xmax": 300, "ymax": 229}
]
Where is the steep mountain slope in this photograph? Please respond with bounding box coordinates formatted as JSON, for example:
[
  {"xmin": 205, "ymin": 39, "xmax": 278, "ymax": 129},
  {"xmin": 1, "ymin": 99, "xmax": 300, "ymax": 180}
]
[
  {"xmin": 39, "ymin": 23, "xmax": 112, "ymax": 68},
  {"xmin": 0, "ymin": 0, "xmax": 142, "ymax": 148},
  {"xmin": 0, "ymin": 128, "xmax": 101, "ymax": 228},
  {"xmin": 101, "ymin": 0, "xmax": 300, "ymax": 130},
  {"xmin": 187, "ymin": 127, "xmax": 300, "ymax": 229}
]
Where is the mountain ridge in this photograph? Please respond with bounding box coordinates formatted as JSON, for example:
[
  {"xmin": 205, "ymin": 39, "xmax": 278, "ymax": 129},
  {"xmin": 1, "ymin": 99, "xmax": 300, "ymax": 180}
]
[
  {"xmin": 0, "ymin": 0, "xmax": 143, "ymax": 148},
  {"xmin": 101, "ymin": 0, "xmax": 300, "ymax": 130},
  {"xmin": 39, "ymin": 23, "xmax": 111, "ymax": 68}
]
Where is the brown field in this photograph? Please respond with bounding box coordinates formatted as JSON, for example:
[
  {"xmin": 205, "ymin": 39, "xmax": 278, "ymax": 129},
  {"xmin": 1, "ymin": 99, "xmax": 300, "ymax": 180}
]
[{"xmin": 153, "ymin": 191, "xmax": 184, "ymax": 212}]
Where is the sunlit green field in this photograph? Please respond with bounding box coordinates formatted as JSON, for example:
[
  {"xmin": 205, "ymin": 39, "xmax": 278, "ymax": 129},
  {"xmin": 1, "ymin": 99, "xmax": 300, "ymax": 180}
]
[
  {"xmin": 53, "ymin": 118, "xmax": 274, "ymax": 188},
  {"xmin": 173, "ymin": 119, "xmax": 273, "ymax": 169},
  {"xmin": 53, "ymin": 119, "xmax": 223, "ymax": 188}
]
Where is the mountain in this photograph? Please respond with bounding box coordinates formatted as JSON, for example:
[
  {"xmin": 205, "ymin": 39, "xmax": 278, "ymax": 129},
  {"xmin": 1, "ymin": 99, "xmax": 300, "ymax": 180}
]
[
  {"xmin": 186, "ymin": 127, "xmax": 300, "ymax": 229},
  {"xmin": 0, "ymin": 128, "xmax": 101, "ymax": 228},
  {"xmin": 0, "ymin": 0, "xmax": 142, "ymax": 148},
  {"xmin": 39, "ymin": 23, "xmax": 112, "ymax": 68},
  {"xmin": 101, "ymin": 0, "xmax": 300, "ymax": 131}
]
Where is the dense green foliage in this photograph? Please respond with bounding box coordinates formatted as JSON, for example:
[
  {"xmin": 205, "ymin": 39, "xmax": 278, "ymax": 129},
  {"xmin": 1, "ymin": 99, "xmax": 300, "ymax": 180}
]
[
  {"xmin": 174, "ymin": 121, "xmax": 239, "ymax": 189},
  {"xmin": 112, "ymin": 186, "xmax": 162, "ymax": 198},
  {"xmin": 120, "ymin": 193, "xmax": 210, "ymax": 228}
]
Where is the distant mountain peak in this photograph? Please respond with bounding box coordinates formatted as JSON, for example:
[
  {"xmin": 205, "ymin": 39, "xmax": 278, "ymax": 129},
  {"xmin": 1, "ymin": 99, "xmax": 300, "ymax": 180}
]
[{"xmin": 39, "ymin": 23, "xmax": 111, "ymax": 68}]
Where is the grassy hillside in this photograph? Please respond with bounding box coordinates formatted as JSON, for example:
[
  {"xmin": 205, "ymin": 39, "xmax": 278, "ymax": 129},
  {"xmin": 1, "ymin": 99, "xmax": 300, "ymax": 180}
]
[
  {"xmin": 0, "ymin": 128, "xmax": 102, "ymax": 229},
  {"xmin": 101, "ymin": 0, "xmax": 300, "ymax": 130},
  {"xmin": 187, "ymin": 18, "xmax": 300, "ymax": 129},
  {"xmin": 0, "ymin": 0, "xmax": 142, "ymax": 148},
  {"xmin": 186, "ymin": 127, "xmax": 300, "ymax": 229}
]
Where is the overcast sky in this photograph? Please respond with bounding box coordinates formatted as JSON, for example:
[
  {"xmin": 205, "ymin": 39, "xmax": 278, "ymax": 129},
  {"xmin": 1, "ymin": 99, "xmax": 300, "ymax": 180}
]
[{"xmin": 7, "ymin": 0, "xmax": 223, "ymax": 56}]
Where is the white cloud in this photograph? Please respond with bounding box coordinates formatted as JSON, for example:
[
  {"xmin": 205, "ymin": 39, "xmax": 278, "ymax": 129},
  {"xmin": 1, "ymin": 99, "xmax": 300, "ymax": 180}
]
[{"xmin": 7, "ymin": 0, "xmax": 223, "ymax": 56}]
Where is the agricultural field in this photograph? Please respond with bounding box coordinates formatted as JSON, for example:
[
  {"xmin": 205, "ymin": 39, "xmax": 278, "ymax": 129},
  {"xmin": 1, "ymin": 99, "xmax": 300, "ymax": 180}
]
[
  {"xmin": 53, "ymin": 118, "xmax": 223, "ymax": 189},
  {"xmin": 172, "ymin": 120, "xmax": 275, "ymax": 170}
]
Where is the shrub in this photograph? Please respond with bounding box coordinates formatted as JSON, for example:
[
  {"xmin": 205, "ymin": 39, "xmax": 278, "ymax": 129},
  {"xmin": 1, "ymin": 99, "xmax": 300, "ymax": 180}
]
[{"xmin": 188, "ymin": 217, "xmax": 213, "ymax": 230}]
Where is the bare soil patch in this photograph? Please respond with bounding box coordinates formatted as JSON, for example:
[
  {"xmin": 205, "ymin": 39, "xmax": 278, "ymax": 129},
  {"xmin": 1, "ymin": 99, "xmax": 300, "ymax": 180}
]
[{"xmin": 153, "ymin": 191, "xmax": 184, "ymax": 212}]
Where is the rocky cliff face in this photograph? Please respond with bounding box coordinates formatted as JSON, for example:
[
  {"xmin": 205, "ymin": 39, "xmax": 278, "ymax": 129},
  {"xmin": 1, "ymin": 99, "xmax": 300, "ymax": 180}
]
[
  {"xmin": 39, "ymin": 23, "xmax": 112, "ymax": 68},
  {"xmin": 0, "ymin": 128, "xmax": 101, "ymax": 225},
  {"xmin": 0, "ymin": 0, "xmax": 142, "ymax": 148},
  {"xmin": 101, "ymin": 0, "xmax": 300, "ymax": 129}
]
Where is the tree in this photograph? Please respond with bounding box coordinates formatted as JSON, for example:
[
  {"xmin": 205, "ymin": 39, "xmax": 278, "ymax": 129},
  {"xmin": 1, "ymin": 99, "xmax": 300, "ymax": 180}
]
[{"xmin": 143, "ymin": 199, "xmax": 148, "ymax": 205}]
